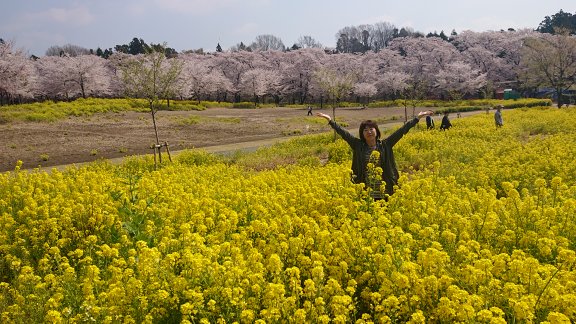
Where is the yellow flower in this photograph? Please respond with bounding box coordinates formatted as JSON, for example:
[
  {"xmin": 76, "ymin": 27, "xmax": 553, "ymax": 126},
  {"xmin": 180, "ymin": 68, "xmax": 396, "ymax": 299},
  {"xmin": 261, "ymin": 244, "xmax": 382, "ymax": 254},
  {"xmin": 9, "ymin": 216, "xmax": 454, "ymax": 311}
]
[
  {"xmin": 180, "ymin": 302, "xmax": 194, "ymax": 316},
  {"xmin": 546, "ymin": 311, "xmax": 571, "ymax": 324},
  {"xmin": 45, "ymin": 310, "xmax": 63, "ymax": 323},
  {"xmin": 408, "ymin": 310, "xmax": 426, "ymax": 323},
  {"xmin": 240, "ymin": 309, "xmax": 255, "ymax": 323}
]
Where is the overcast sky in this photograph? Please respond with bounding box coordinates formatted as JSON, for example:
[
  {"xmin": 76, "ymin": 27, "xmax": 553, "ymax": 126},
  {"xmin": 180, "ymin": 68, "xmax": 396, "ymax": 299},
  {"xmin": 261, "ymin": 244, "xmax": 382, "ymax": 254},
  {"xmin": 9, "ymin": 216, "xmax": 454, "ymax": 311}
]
[{"xmin": 2, "ymin": 0, "xmax": 574, "ymax": 56}]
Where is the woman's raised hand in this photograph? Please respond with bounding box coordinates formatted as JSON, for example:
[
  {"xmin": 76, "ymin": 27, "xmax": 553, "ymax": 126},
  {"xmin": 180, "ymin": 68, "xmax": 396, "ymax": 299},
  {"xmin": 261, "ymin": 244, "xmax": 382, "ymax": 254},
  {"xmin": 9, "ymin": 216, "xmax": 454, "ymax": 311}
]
[
  {"xmin": 417, "ymin": 110, "xmax": 434, "ymax": 119},
  {"xmin": 316, "ymin": 112, "xmax": 331, "ymax": 121}
]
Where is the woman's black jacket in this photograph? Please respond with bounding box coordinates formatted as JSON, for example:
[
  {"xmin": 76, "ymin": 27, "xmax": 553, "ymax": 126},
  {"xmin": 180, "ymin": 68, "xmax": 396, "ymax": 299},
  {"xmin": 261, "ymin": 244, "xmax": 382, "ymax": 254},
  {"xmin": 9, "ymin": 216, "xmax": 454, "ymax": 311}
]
[{"xmin": 328, "ymin": 117, "xmax": 420, "ymax": 195}]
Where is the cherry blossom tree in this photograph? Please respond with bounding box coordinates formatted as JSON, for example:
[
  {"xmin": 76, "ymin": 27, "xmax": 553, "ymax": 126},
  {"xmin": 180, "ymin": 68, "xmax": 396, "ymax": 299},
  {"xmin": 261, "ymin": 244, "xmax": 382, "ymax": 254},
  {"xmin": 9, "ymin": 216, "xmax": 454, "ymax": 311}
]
[
  {"xmin": 238, "ymin": 68, "xmax": 281, "ymax": 106},
  {"xmin": 179, "ymin": 54, "xmax": 222, "ymax": 102},
  {"xmin": 353, "ymin": 52, "xmax": 379, "ymax": 86},
  {"xmin": 104, "ymin": 52, "xmax": 131, "ymax": 97},
  {"xmin": 367, "ymin": 48, "xmax": 405, "ymax": 99},
  {"xmin": 34, "ymin": 54, "xmax": 112, "ymax": 100},
  {"xmin": 386, "ymin": 42, "xmax": 433, "ymax": 116},
  {"xmin": 68, "ymin": 55, "xmax": 113, "ymax": 98},
  {"xmin": 388, "ymin": 36, "xmax": 463, "ymax": 107},
  {"xmin": 435, "ymin": 61, "xmax": 487, "ymax": 100},
  {"xmin": 377, "ymin": 71, "xmax": 410, "ymax": 99},
  {"xmin": 520, "ymin": 29, "xmax": 576, "ymax": 107},
  {"xmin": 213, "ymin": 51, "xmax": 257, "ymax": 102},
  {"xmin": 209, "ymin": 71, "xmax": 234, "ymax": 103},
  {"xmin": 324, "ymin": 52, "xmax": 365, "ymax": 98},
  {"xmin": 452, "ymin": 30, "xmax": 534, "ymax": 97},
  {"xmin": 0, "ymin": 40, "xmax": 35, "ymax": 104},
  {"xmin": 313, "ymin": 66, "xmax": 356, "ymax": 120},
  {"xmin": 35, "ymin": 55, "xmax": 80, "ymax": 100},
  {"xmin": 353, "ymin": 82, "xmax": 377, "ymax": 107},
  {"xmin": 390, "ymin": 36, "xmax": 460, "ymax": 77},
  {"xmin": 275, "ymin": 48, "xmax": 324, "ymax": 104}
]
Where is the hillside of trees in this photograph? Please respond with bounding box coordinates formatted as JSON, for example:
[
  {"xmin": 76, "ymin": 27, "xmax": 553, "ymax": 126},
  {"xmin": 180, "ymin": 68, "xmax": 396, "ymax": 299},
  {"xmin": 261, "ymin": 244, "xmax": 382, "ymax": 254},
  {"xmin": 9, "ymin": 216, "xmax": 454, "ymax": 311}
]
[{"xmin": 1, "ymin": 10, "xmax": 575, "ymax": 108}]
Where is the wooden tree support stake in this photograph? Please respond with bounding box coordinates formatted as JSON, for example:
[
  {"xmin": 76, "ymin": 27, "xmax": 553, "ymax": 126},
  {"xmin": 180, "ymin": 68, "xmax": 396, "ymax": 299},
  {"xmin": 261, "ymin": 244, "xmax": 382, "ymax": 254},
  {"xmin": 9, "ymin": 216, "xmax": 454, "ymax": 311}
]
[{"xmin": 151, "ymin": 141, "xmax": 173, "ymax": 169}]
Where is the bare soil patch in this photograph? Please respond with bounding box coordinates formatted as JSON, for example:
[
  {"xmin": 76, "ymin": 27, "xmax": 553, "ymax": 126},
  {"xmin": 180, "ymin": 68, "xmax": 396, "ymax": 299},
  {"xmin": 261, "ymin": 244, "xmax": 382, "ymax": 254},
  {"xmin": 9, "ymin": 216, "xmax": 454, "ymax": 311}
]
[{"xmin": 0, "ymin": 106, "xmax": 417, "ymax": 172}]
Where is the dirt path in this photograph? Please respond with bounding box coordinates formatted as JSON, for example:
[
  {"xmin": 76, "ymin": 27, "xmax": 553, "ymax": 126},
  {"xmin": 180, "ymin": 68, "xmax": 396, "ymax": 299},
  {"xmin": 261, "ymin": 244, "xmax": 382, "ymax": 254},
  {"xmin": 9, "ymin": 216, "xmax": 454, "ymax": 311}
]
[{"xmin": 1, "ymin": 106, "xmax": 470, "ymax": 172}]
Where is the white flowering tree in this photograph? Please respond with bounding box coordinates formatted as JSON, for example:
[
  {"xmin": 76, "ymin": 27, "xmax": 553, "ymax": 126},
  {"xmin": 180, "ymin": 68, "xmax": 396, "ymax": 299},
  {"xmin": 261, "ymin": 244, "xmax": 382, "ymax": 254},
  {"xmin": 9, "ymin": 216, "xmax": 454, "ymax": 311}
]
[
  {"xmin": 520, "ymin": 30, "xmax": 576, "ymax": 107},
  {"xmin": 273, "ymin": 49, "xmax": 323, "ymax": 104},
  {"xmin": 313, "ymin": 66, "xmax": 356, "ymax": 125},
  {"xmin": 213, "ymin": 51, "xmax": 256, "ymax": 102},
  {"xmin": 35, "ymin": 55, "xmax": 80, "ymax": 100},
  {"xmin": 435, "ymin": 61, "xmax": 487, "ymax": 100},
  {"xmin": 353, "ymin": 82, "xmax": 377, "ymax": 107},
  {"xmin": 34, "ymin": 54, "xmax": 112, "ymax": 100},
  {"xmin": 179, "ymin": 54, "xmax": 232, "ymax": 103},
  {"xmin": 238, "ymin": 68, "xmax": 281, "ymax": 106},
  {"xmin": 0, "ymin": 40, "xmax": 35, "ymax": 104},
  {"xmin": 452, "ymin": 29, "xmax": 534, "ymax": 97},
  {"xmin": 67, "ymin": 55, "xmax": 113, "ymax": 98}
]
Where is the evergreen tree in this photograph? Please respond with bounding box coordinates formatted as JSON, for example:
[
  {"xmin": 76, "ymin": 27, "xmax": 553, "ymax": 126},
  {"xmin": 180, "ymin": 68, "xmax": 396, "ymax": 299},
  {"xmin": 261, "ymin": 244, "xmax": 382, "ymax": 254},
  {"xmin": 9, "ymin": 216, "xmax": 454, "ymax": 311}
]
[
  {"xmin": 537, "ymin": 10, "xmax": 576, "ymax": 35},
  {"xmin": 439, "ymin": 31, "xmax": 448, "ymax": 41},
  {"xmin": 128, "ymin": 38, "xmax": 150, "ymax": 55}
]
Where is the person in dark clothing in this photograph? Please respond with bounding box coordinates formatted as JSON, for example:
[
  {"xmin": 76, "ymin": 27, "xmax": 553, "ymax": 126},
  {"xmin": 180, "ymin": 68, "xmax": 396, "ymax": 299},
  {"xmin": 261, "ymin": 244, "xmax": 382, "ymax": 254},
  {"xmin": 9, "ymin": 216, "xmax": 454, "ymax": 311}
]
[
  {"xmin": 494, "ymin": 105, "xmax": 503, "ymax": 128},
  {"xmin": 307, "ymin": 106, "xmax": 313, "ymax": 116},
  {"xmin": 426, "ymin": 115, "xmax": 435, "ymax": 129},
  {"xmin": 316, "ymin": 110, "xmax": 433, "ymax": 199},
  {"xmin": 440, "ymin": 111, "xmax": 452, "ymax": 130}
]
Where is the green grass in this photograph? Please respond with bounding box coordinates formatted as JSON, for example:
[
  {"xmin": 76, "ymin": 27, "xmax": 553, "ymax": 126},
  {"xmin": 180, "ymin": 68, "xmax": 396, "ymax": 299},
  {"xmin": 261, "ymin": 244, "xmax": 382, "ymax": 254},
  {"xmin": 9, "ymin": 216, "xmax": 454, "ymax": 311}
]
[
  {"xmin": 0, "ymin": 98, "xmax": 207, "ymax": 122},
  {"xmin": 1, "ymin": 98, "xmax": 552, "ymax": 123}
]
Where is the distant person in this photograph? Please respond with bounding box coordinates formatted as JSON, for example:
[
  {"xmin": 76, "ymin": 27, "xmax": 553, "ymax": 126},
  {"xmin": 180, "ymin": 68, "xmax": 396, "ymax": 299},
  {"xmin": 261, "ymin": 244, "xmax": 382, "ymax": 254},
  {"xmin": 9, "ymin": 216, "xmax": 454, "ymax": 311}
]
[
  {"xmin": 494, "ymin": 105, "xmax": 504, "ymax": 128},
  {"xmin": 307, "ymin": 106, "xmax": 313, "ymax": 116},
  {"xmin": 440, "ymin": 111, "xmax": 452, "ymax": 130},
  {"xmin": 316, "ymin": 110, "xmax": 433, "ymax": 199},
  {"xmin": 425, "ymin": 115, "xmax": 435, "ymax": 129}
]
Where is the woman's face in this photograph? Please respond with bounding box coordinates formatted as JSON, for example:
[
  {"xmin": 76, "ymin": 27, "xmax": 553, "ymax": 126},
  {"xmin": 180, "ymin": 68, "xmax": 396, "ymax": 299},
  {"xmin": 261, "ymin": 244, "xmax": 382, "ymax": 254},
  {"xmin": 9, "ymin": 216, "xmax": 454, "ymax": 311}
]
[{"xmin": 363, "ymin": 127, "xmax": 377, "ymax": 141}]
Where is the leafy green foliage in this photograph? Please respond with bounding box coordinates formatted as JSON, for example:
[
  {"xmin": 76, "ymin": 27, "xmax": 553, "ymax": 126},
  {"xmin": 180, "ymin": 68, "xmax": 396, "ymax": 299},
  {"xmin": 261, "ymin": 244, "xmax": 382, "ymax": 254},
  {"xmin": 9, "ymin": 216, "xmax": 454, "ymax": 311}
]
[{"xmin": 537, "ymin": 9, "xmax": 576, "ymax": 35}]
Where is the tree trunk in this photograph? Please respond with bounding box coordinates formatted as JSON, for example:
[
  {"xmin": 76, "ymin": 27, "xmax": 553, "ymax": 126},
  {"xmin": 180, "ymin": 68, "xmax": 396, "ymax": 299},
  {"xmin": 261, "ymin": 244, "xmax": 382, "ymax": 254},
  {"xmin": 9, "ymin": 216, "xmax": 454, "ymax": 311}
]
[
  {"xmin": 150, "ymin": 102, "xmax": 160, "ymax": 145},
  {"xmin": 80, "ymin": 75, "xmax": 86, "ymax": 99},
  {"xmin": 556, "ymin": 89, "xmax": 563, "ymax": 108},
  {"xmin": 332, "ymin": 104, "xmax": 338, "ymax": 141},
  {"xmin": 404, "ymin": 104, "xmax": 408, "ymax": 123}
]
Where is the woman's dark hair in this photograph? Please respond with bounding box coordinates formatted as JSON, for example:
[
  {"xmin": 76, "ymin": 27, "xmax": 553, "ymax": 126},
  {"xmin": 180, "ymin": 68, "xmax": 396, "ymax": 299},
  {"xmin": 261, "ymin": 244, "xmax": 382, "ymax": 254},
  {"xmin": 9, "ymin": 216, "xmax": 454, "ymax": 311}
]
[{"xmin": 359, "ymin": 120, "xmax": 381, "ymax": 142}]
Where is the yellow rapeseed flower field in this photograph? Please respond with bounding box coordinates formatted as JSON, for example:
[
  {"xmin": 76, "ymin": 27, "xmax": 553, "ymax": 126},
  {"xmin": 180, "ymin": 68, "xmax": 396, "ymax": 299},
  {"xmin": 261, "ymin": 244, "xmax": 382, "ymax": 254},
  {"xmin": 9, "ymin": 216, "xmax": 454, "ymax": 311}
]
[{"xmin": 1, "ymin": 106, "xmax": 575, "ymax": 323}]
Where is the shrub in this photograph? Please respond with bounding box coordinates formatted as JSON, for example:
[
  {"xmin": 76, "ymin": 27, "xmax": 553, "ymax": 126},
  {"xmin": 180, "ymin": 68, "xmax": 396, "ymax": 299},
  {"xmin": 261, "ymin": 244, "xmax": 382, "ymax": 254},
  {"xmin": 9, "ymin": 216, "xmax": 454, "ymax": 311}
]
[
  {"xmin": 233, "ymin": 102, "xmax": 258, "ymax": 109},
  {"xmin": 175, "ymin": 149, "xmax": 224, "ymax": 166}
]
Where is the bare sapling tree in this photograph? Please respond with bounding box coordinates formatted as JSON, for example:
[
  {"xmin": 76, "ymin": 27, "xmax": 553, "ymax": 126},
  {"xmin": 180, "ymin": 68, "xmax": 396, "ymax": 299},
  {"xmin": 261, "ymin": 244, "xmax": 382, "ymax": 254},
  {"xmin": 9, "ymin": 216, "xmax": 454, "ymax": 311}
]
[
  {"xmin": 120, "ymin": 51, "xmax": 182, "ymax": 144},
  {"xmin": 118, "ymin": 50, "xmax": 182, "ymax": 163}
]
